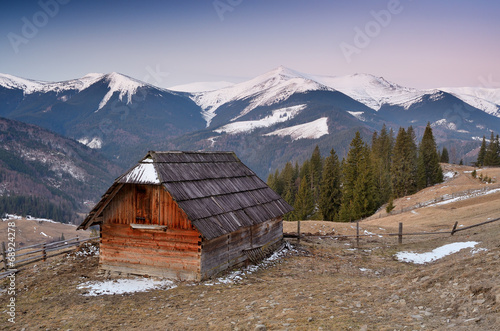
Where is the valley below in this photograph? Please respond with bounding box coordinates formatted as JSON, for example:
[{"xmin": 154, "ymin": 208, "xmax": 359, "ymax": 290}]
[{"xmin": 1, "ymin": 165, "xmax": 500, "ymax": 330}]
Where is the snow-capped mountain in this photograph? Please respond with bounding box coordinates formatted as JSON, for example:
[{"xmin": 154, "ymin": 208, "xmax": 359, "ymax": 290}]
[
  {"xmin": 307, "ymin": 73, "xmax": 428, "ymax": 111},
  {"xmin": 439, "ymin": 86, "xmax": 500, "ymax": 118},
  {"xmin": 1, "ymin": 66, "xmax": 500, "ymax": 178},
  {"xmin": 0, "ymin": 72, "xmax": 206, "ymax": 167},
  {"xmin": 0, "ymin": 72, "xmax": 146, "ymax": 111},
  {"xmin": 190, "ymin": 66, "xmax": 334, "ymax": 126}
]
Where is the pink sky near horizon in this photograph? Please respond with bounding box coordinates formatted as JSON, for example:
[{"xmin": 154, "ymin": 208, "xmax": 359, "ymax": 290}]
[{"xmin": 0, "ymin": 0, "xmax": 499, "ymax": 89}]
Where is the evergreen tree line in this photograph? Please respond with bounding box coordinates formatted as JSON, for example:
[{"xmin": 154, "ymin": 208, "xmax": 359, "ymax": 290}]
[
  {"xmin": 0, "ymin": 195, "xmax": 75, "ymax": 223},
  {"xmin": 268, "ymin": 123, "xmax": 444, "ymax": 222},
  {"xmin": 476, "ymin": 132, "xmax": 500, "ymax": 167}
]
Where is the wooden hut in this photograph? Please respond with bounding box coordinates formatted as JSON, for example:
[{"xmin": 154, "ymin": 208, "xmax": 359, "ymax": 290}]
[{"xmin": 78, "ymin": 151, "xmax": 293, "ymax": 280}]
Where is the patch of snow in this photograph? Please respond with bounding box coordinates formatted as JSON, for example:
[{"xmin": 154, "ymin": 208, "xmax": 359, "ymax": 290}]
[
  {"xmin": 443, "ymin": 171, "xmax": 455, "ymax": 180},
  {"xmin": 2, "ymin": 214, "xmax": 22, "ymax": 220},
  {"xmin": 97, "ymin": 72, "xmax": 144, "ymax": 111},
  {"xmin": 395, "ymin": 241, "xmax": 479, "ymax": 264},
  {"xmin": 207, "ymin": 136, "xmax": 218, "ymax": 147},
  {"xmin": 471, "ymin": 247, "xmax": 488, "ymax": 254},
  {"xmin": 123, "ymin": 162, "xmax": 160, "ymax": 184},
  {"xmin": 347, "ymin": 111, "xmax": 365, "ymax": 121},
  {"xmin": 78, "ymin": 137, "xmax": 102, "ymax": 149},
  {"xmin": 430, "ymin": 188, "xmax": 500, "ymax": 206},
  {"xmin": 78, "ymin": 278, "xmax": 176, "ymax": 296},
  {"xmin": 214, "ymin": 104, "xmax": 306, "ymax": 134},
  {"xmin": 431, "ymin": 118, "xmax": 466, "ymax": 132},
  {"xmin": 363, "ymin": 230, "xmax": 383, "ymax": 238},
  {"xmin": 264, "ymin": 117, "xmax": 329, "ymax": 141}
]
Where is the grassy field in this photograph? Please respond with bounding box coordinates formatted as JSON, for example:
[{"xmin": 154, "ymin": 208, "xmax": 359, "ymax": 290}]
[{"xmin": 1, "ymin": 164, "xmax": 500, "ymax": 330}]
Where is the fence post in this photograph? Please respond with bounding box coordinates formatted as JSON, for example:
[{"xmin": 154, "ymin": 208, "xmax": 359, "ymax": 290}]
[
  {"xmin": 297, "ymin": 220, "xmax": 301, "ymax": 244},
  {"xmin": 42, "ymin": 243, "xmax": 47, "ymax": 262},
  {"xmin": 451, "ymin": 221, "xmax": 458, "ymax": 235},
  {"xmin": 398, "ymin": 223, "xmax": 403, "ymax": 245},
  {"xmin": 356, "ymin": 221, "xmax": 360, "ymax": 248},
  {"xmin": 1, "ymin": 242, "xmax": 7, "ymax": 271}
]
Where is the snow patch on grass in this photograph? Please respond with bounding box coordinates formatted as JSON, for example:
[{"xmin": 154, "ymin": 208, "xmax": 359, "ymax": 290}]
[
  {"xmin": 395, "ymin": 241, "xmax": 479, "ymax": 264},
  {"xmin": 78, "ymin": 278, "xmax": 176, "ymax": 296}
]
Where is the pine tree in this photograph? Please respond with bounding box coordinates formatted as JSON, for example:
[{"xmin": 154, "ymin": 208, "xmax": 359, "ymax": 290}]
[
  {"xmin": 371, "ymin": 124, "xmax": 393, "ymax": 205},
  {"xmin": 391, "ymin": 127, "xmax": 418, "ymax": 198},
  {"xmin": 319, "ymin": 148, "xmax": 342, "ymax": 221},
  {"xmin": 484, "ymin": 132, "xmax": 500, "ymax": 166},
  {"xmin": 338, "ymin": 132, "xmax": 376, "ymax": 222},
  {"xmin": 477, "ymin": 135, "xmax": 487, "ymax": 167},
  {"xmin": 293, "ymin": 176, "xmax": 314, "ymax": 221},
  {"xmin": 440, "ymin": 147, "xmax": 449, "ymax": 163},
  {"xmin": 280, "ymin": 162, "xmax": 297, "ymax": 215},
  {"xmin": 309, "ymin": 145, "xmax": 323, "ymax": 202},
  {"xmin": 417, "ymin": 123, "xmax": 444, "ymax": 189}
]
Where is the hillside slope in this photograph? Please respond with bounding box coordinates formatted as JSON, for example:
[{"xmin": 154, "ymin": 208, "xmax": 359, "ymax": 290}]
[
  {"xmin": 0, "ymin": 117, "xmax": 122, "ymax": 223},
  {"xmin": 2, "ymin": 165, "xmax": 500, "ymax": 330}
]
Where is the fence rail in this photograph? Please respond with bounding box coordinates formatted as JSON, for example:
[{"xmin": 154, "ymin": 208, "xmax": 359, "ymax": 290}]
[
  {"xmin": 286, "ymin": 217, "xmax": 500, "ymax": 247},
  {"xmin": 0, "ymin": 236, "xmax": 99, "ymax": 278}
]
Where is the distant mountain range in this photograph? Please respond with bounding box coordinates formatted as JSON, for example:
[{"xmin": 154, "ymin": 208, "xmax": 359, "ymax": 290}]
[{"xmin": 1, "ymin": 66, "xmax": 499, "ymax": 179}]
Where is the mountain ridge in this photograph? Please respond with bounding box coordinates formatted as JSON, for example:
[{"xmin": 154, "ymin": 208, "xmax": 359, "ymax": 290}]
[{"xmin": 1, "ymin": 67, "xmax": 500, "ymax": 179}]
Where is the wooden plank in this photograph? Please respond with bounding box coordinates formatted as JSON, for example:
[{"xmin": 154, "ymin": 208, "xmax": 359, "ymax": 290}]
[
  {"xmin": 99, "ymin": 264, "xmax": 199, "ymax": 281},
  {"xmin": 101, "ymin": 238, "xmax": 199, "ymax": 251},
  {"xmin": 130, "ymin": 224, "xmax": 168, "ymax": 230},
  {"xmin": 102, "ymin": 223, "xmax": 201, "ymax": 238},
  {"xmin": 90, "ymin": 183, "xmax": 124, "ymax": 225},
  {"xmin": 100, "ymin": 248, "xmax": 200, "ymax": 262},
  {"xmin": 100, "ymin": 253, "xmax": 200, "ymax": 269}
]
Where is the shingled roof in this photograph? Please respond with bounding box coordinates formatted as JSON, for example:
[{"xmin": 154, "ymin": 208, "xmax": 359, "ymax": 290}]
[{"xmin": 78, "ymin": 151, "xmax": 293, "ymax": 240}]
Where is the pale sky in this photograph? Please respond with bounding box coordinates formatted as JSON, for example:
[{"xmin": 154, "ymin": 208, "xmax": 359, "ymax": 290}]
[{"xmin": 1, "ymin": 0, "xmax": 499, "ymax": 89}]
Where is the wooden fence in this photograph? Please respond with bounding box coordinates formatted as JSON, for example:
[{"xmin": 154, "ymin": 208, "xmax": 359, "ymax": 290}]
[
  {"xmin": 0, "ymin": 236, "xmax": 98, "ymax": 279},
  {"xmin": 286, "ymin": 217, "xmax": 500, "ymax": 247}
]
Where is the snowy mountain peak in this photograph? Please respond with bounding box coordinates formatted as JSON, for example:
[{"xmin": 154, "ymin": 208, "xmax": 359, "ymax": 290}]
[
  {"xmin": 439, "ymin": 86, "xmax": 500, "ymax": 117},
  {"xmin": 269, "ymin": 65, "xmax": 308, "ymax": 79},
  {"xmin": 309, "ymin": 72, "xmax": 426, "ymax": 110},
  {"xmin": 96, "ymin": 72, "xmax": 145, "ymax": 110},
  {"xmin": 192, "ymin": 66, "xmax": 333, "ymax": 126},
  {"xmin": 0, "ymin": 73, "xmax": 46, "ymax": 93}
]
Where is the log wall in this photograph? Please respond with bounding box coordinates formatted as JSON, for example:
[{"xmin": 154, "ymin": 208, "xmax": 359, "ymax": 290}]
[
  {"xmin": 200, "ymin": 217, "xmax": 283, "ymax": 279},
  {"xmin": 99, "ymin": 184, "xmax": 202, "ymax": 280}
]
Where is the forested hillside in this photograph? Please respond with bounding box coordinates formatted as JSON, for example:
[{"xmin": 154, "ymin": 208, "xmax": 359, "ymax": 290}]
[
  {"xmin": 267, "ymin": 123, "xmax": 472, "ymax": 222},
  {"xmin": 0, "ymin": 117, "xmax": 122, "ymax": 223}
]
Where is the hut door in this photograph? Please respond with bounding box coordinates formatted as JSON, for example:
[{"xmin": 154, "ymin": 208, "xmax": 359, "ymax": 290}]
[{"xmin": 135, "ymin": 185, "xmax": 151, "ymax": 223}]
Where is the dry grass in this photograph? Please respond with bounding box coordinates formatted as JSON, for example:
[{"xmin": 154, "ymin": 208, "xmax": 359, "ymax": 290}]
[
  {"xmin": 0, "ymin": 218, "xmax": 91, "ymax": 247},
  {"xmin": 1, "ymin": 164, "xmax": 500, "ymax": 330}
]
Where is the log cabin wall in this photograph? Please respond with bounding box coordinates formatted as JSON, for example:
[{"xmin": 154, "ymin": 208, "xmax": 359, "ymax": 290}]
[
  {"xmin": 99, "ymin": 184, "xmax": 202, "ymax": 280},
  {"xmin": 200, "ymin": 217, "xmax": 283, "ymax": 279}
]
